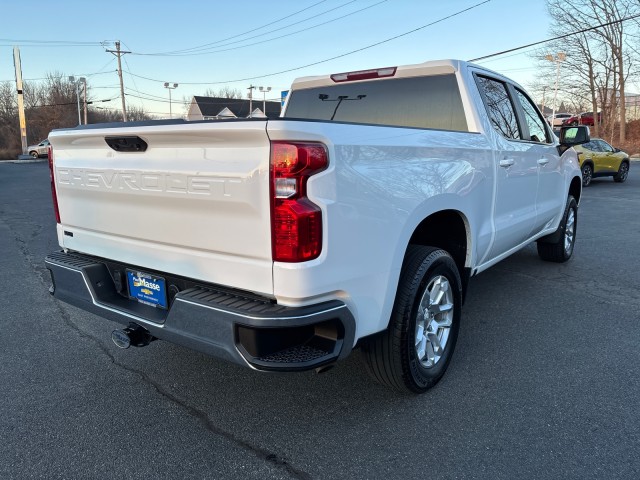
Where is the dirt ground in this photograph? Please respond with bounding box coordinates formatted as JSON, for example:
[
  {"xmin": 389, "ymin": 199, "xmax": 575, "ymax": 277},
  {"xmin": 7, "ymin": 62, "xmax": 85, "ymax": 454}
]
[{"xmin": 611, "ymin": 119, "xmax": 640, "ymax": 156}]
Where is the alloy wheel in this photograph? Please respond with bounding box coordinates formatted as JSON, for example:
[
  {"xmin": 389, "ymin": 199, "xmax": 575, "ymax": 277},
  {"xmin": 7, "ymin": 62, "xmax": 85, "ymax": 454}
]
[{"xmin": 415, "ymin": 275, "xmax": 454, "ymax": 368}]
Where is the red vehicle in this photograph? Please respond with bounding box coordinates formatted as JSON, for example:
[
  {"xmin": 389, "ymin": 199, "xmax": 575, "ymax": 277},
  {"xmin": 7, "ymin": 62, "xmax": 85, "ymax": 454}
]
[{"xmin": 563, "ymin": 111, "xmax": 601, "ymax": 126}]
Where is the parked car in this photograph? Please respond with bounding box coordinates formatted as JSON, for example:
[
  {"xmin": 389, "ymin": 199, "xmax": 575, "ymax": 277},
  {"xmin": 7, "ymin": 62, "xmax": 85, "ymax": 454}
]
[
  {"xmin": 27, "ymin": 139, "xmax": 50, "ymax": 158},
  {"xmin": 563, "ymin": 111, "xmax": 601, "ymax": 126},
  {"xmin": 546, "ymin": 112, "xmax": 572, "ymax": 127},
  {"xmin": 574, "ymin": 138, "xmax": 630, "ymax": 186}
]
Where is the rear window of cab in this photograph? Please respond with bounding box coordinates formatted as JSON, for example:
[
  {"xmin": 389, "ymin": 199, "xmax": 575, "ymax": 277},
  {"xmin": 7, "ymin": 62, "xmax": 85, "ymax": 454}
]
[{"xmin": 284, "ymin": 74, "xmax": 468, "ymax": 132}]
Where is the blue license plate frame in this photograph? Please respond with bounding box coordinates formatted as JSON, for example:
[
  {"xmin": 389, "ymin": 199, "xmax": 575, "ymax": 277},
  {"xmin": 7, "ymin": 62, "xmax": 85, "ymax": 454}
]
[{"xmin": 126, "ymin": 270, "xmax": 168, "ymax": 309}]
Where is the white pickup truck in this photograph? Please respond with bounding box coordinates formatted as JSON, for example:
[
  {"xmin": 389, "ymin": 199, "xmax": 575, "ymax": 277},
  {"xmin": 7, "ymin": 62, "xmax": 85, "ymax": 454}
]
[{"xmin": 45, "ymin": 59, "xmax": 588, "ymax": 393}]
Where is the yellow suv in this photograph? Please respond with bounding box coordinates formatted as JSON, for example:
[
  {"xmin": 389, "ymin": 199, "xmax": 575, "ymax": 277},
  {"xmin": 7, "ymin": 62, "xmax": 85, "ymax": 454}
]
[{"xmin": 574, "ymin": 138, "xmax": 630, "ymax": 187}]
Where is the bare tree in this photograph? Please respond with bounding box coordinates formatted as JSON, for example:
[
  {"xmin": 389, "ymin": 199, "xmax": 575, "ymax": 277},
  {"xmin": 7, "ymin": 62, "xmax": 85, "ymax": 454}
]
[
  {"xmin": 0, "ymin": 73, "xmax": 156, "ymax": 157},
  {"xmin": 203, "ymin": 86, "xmax": 243, "ymax": 99},
  {"xmin": 542, "ymin": 0, "xmax": 640, "ymax": 142}
]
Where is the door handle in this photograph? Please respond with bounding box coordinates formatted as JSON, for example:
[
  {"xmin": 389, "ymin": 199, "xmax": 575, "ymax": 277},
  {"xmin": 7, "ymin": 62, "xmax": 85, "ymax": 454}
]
[
  {"xmin": 537, "ymin": 158, "xmax": 549, "ymax": 166},
  {"xmin": 499, "ymin": 158, "xmax": 515, "ymax": 168}
]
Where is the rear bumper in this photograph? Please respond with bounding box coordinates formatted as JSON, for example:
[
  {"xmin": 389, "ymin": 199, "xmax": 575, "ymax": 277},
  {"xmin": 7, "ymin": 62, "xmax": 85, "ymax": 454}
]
[{"xmin": 45, "ymin": 251, "xmax": 356, "ymax": 371}]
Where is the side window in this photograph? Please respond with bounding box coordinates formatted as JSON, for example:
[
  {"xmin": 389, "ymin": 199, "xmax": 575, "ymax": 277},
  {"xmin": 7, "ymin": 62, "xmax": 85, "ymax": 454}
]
[
  {"xmin": 596, "ymin": 140, "xmax": 613, "ymax": 152},
  {"xmin": 588, "ymin": 141, "xmax": 602, "ymax": 152},
  {"xmin": 515, "ymin": 89, "xmax": 550, "ymax": 143},
  {"xmin": 475, "ymin": 75, "xmax": 520, "ymax": 140}
]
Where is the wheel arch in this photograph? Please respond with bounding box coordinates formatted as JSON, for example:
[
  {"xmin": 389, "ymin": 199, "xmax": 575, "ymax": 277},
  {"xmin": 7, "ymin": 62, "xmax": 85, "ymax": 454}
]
[
  {"xmin": 569, "ymin": 175, "xmax": 582, "ymax": 204},
  {"xmin": 581, "ymin": 158, "xmax": 594, "ymax": 170},
  {"xmin": 406, "ymin": 209, "xmax": 471, "ymax": 302}
]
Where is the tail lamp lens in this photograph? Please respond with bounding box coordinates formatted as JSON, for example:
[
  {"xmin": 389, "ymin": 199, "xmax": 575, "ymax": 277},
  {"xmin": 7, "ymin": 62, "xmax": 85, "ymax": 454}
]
[{"xmin": 270, "ymin": 142, "xmax": 328, "ymax": 262}]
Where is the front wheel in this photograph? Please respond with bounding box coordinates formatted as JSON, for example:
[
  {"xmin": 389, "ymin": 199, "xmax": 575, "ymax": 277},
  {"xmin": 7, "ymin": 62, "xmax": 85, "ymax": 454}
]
[
  {"xmin": 613, "ymin": 161, "xmax": 629, "ymax": 183},
  {"xmin": 537, "ymin": 195, "xmax": 577, "ymax": 263},
  {"xmin": 362, "ymin": 246, "xmax": 462, "ymax": 394},
  {"xmin": 29, "ymin": 151, "xmax": 39, "ymax": 158}
]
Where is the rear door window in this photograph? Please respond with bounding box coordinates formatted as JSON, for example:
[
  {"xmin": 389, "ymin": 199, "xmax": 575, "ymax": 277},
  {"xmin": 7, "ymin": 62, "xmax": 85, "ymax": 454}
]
[
  {"xmin": 284, "ymin": 74, "xmax": 468, "ymax": 132},
  {"xmin": 474, "ymin": 75, "xmax": 521, "ymax": 140}
]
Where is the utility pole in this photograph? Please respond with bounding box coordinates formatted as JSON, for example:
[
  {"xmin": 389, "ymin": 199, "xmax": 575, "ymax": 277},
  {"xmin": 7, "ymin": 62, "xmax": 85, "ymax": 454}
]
[
  {"xmin": 13, "ymin": 46, "xmax": 28, "ymax": 155},
  {"xmin": 83, "ymin": 77, "xmax": 88, "ymax": 124},
  {"xmin": 107, "ymin": 41, "xmax": 130, "ymax": 122},
  {"xmin": 247, "ymin": 85, "xmax": 256, "ymax": 117}
]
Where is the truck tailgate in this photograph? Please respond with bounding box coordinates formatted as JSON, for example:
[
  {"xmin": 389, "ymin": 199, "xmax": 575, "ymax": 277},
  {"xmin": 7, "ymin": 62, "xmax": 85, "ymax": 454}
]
[{"xmin": 48, "ymin": 120, "xmax": 274, "ymax": 296}]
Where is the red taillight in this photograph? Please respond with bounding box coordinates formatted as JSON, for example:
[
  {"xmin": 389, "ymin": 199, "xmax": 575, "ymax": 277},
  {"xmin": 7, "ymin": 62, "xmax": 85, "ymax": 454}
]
[
  {"xmin": 270, "ymin": 142, "xmax": 328, "ymax": 262},
  {"xmin": 48, "ymin": 146, "xmax": 61, "ymax": 223},
  {"xmin": 330, "ymin": 67, "xmax": 397, "ymax": 83}
]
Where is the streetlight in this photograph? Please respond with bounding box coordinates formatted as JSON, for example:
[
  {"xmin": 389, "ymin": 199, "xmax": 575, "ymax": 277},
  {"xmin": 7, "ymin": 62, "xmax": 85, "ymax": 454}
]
[
  {"xmin": 164, "ymin": 82, "xmax": 178, "ymax": 118},
  {"xmin": 259, "ymin": 86, "xmax": 271, "ymax": 115},
  {"xmin": 69, "ymin": 76, "xmax": 86, "ymax": 125},
  {"xmin": 545, "ymin": 52, "xmax": 566, "ymax": 127}
]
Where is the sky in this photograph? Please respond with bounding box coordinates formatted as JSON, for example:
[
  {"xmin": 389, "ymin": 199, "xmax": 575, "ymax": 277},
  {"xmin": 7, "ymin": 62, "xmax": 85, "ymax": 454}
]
[{"xmin": 0, "ymin": 0, "xmax": 569, "ymax": 119}]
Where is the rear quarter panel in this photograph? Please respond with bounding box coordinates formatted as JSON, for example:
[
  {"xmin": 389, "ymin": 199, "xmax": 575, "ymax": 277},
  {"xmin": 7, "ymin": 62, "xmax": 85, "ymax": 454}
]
[{"xmin": 267, "ymin": 119, "xmax": 494, "ymax": 340}]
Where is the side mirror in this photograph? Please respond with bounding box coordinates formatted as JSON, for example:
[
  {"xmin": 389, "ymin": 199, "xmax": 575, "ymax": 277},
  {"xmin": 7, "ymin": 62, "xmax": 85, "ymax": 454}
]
[{"xmin": 559, "ymin": 125, "xmax": 590, "ymax": 146}]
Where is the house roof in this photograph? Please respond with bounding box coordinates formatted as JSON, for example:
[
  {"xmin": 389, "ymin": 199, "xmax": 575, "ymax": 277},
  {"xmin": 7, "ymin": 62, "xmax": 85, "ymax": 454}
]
[{"xmin": 193, "ymin": 96, "xmax": 281, "ymax": 118}]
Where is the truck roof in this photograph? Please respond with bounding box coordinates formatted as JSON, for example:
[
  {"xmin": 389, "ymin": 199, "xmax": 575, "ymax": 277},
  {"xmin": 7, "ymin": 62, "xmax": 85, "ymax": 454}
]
[{"xmin": 289, "ymin": 59, "xmax": 511, "ymax": 91}]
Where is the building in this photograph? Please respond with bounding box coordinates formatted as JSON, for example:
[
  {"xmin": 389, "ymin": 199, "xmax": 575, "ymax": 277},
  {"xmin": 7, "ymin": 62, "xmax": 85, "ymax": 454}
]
[
  {"xmin": 625, "ymin": 93, "xmax": 640, "ymax": 121},
  {"xmin": 186, "ymin": 96, "xmax": 281, "ymax": 121}
]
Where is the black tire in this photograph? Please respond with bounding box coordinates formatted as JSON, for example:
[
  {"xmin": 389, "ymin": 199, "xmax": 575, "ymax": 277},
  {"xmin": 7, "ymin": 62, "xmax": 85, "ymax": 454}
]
[
  {"xmin": 570, "ymin": 121, "xmax": 578, "ymax": 126},
  {"xmin": 581, "ymin": 164, "xmax": 593, "ymax": 187},
  {"xmin": 361, "ymin": 246, "xmax": 462, "ymax": 394},
  {"xmin": 537, "ymin": 195, "xmax": 577, "ymax": 263},
  {"xmin": 613, "ymin": 161, "xmax": 629, "ymax": 183},
  {"xmin": 29, "ymin": 151, "xmax": 39, "ymax": 158}
]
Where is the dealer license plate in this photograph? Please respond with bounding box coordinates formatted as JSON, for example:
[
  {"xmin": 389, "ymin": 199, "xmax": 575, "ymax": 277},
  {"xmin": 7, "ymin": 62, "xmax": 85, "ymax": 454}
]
[{"xmin": 126, "ymin": 270, "xmax": 167, "ymax": 309}]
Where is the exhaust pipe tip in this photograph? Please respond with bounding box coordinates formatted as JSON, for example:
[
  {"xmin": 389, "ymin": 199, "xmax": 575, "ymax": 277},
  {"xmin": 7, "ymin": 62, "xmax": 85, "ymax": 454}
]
[{"xmin": 314, "ymin": 363, "xmax": 335, "ymax": 374}]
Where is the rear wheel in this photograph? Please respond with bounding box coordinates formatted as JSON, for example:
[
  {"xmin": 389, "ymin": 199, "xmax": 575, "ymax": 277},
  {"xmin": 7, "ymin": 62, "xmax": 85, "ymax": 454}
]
[
  {"xmin": 613, "ymin": 161, "xmax": 629, "ymax": 183},
  {"xmin": 29, "ymin": 151, "xmax": 39, "ymax": 158},
  {"xmin": 362, "ymin": 246, "xmax": 462, "ymax": 394},
  {"xmin": 537, "ymin": 195, "xmax": 577, "ymax": 263},
  {"xmin": 581, "ymin": 164, "xmax": 593, "ymax": 187}
]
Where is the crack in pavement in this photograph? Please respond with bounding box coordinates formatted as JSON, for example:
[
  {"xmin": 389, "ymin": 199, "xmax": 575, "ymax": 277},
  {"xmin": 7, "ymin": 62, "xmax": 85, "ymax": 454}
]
[{"xmin": 3, "ymin": 212, "xmax": 313, "ymax": 480}]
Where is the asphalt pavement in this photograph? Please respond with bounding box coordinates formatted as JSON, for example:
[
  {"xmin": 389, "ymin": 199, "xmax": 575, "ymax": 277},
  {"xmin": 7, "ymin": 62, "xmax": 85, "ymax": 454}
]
[{"xmin": 1, "ymin": 161, "xmax": 639, "ymax": 479}]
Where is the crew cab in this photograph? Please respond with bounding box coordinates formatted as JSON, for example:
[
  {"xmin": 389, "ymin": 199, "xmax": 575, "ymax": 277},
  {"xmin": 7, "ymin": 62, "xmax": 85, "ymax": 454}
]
[{"xmin": 45, "ymin": 60, "xmax": 587, "ymax": 393}]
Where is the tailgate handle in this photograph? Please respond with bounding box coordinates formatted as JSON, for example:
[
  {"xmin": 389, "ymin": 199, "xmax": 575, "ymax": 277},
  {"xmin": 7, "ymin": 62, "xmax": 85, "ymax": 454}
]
[{"xmin": 105, "ymin": 136, "xmax": 148, "ymax": 153}]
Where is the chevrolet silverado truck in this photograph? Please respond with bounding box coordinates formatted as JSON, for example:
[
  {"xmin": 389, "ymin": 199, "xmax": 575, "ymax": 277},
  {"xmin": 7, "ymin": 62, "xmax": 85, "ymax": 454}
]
[{"xmin": 45, "ymin": 59, "xmax": 588, "ymax": 393}]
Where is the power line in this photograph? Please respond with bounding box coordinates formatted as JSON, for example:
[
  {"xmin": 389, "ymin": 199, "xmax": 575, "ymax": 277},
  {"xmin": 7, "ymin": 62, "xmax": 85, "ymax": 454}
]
[
  {"xmin": 125, "ymin": 91, "xmax": 190, "ymax": 105},
  {"xmin": 137, "ymin": 0, "xmax": 365, "ymax": 56},
  {"xmin": 469, "ymin": 11, "xmax": 640, "ymax": 62},
  {"xmin": 123, "ymin": 0, "xmax": 492, "ymax": 86},
  {"xmin": 121, "ymin": 44, "xmax": 146, "ymax": 112},
  {"xmin": 0, "ymin": 41, "xmax": 103, "ymax": 48},
  {"xmin": 137, "ymin": 0, "xmax": 387, "ymax": 57},
  {"xmin": 29, "ymin": 97, "xmax": 116, "ymax": 108},
  {"xmin": 0, "ymin": 70, "xmax": 116, "ymax": 83},
  {"xmin": 134, "ymin": 0, "xmax": 331, "ymax": 55}
]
